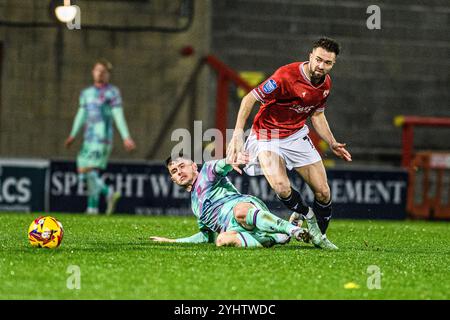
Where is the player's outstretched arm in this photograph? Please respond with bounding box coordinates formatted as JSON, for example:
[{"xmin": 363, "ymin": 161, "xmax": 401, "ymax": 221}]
[
  {"xmin": 111, "ymin": 107, "xmax": 136, "ymax": 152},
  {"xmin": 222, "ymin": 152, "xmax": 249, "ymax": 175},
  {"xmin": 149, "ymin": 236, "xmax": 176, "ymax": 243},
  {"xmin": 227, "ymin": 92, "xmax": 257, "ymax": 170},
  {"xmin": 213, "ymin": 153, "xmax": 249, "ymax": 176},
  {"xmin": 311, "ymin": 111, "xmax": 352, "ymax": 162},
  {"xmin": 330, "ymin": 141, "xmax": 352, "ymax": 162},
  {"xmin": 65, "ymin": 107, "xmax": 87, "ymax": 148}
]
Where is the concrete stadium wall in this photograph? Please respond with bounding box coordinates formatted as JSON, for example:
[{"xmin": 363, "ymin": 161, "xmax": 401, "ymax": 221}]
[
  {"xmin": 211, "ymin": 0, "xmax": 450, "ymax": 164},
  {"xmin": 0, "ymin": 0, "xmax": 211, "ymax": 161}
]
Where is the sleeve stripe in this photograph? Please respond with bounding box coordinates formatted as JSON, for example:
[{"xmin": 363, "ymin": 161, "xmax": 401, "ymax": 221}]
[
  {"xmin": 257, "ymin": 87, "xmax": 266, "ymax": 98},
  {"xmin": 238, "ymin": 232, "xmax": 248, "ymax": 247}
]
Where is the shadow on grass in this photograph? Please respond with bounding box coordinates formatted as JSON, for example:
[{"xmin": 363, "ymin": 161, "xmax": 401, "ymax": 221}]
[
  {"xmin": 64, "ymin": 243, "xmax": 306, "ymax": 253},
  {"xmin": 15, "ymin": 241, "xmax": 327, "ymax": 254},
  {"xmin": 22, "ymin": 238, "xmax": 434, "ymax": 254}
]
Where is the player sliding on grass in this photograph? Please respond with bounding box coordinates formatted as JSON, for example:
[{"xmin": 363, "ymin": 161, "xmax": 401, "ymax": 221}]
[{"xmin": 150, "ymin": 154, "xmax": 327, "ymax": 248}]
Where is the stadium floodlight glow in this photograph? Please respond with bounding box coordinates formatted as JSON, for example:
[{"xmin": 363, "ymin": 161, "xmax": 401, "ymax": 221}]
[{"xmin": 55, "ymin": 0, "xmax": 77, "ymax": 23}]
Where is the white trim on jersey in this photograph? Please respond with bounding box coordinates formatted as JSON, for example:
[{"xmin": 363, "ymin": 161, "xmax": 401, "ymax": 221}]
[{"xmin": 251, "ymin": 89, "xmax": 265, "ymax": 103}]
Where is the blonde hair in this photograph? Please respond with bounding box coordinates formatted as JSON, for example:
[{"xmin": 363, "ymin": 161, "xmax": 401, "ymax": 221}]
[{"xmin": 94, "ymin": 58, "xmax": 113, "ymax": 72}]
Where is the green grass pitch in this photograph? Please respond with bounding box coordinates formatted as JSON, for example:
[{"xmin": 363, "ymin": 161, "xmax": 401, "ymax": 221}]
[{"xmin": 1, "ymin": 212, "xmax": 449, "ymax": 299}]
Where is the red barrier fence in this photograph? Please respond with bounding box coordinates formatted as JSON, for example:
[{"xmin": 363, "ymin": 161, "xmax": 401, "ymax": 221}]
[
  {"xmin": 407, "ymin": 152, "xmax": 450, "ymax": 220},
  {"xmin": 394, "ymin": 115, "xmax": 450, "ymax": 168}
]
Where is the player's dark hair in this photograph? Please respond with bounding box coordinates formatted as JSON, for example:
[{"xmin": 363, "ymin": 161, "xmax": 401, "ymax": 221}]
[
  {"xmin": 313, "ymin": 37, "xmax": 340, "ymax": 56},
  {"xmin": 94, "ymin": 58, "xmax": 113, "ymax": 72}
]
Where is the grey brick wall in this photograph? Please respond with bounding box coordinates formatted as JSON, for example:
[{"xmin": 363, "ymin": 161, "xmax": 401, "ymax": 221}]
[{"xmin": 211, "ymin": 0, "xmax": 450, "ymax": 164}]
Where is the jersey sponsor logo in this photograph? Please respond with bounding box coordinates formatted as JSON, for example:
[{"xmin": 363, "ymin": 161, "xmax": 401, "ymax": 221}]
[
  {"xmin": 289, "ymin": 105, "xmax": 316, "ymax": 114},
  {"xmin": 262, "ymin": 79, "xmax": 278, "ymax": 94}
]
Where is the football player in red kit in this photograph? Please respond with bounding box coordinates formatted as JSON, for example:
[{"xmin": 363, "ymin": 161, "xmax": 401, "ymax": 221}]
[{"xmin": 227, "ymin": 37, "xmax": 352, "ymax": 250}]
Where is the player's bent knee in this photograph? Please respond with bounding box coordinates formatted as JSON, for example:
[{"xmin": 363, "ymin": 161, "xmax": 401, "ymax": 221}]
[
  {"xmin": 233, "ymin": 203, "xmax": 254, "ymax": 224},
  {"xmin": 315, "ymin": 185, "xmax": 331, "ymax": 202},
  {"xmin": 272, "ymin": 182, "xmax": 291, "ymax": 198},
  {"xmin": 216, "ymin": 233, "xmax": 241, "ymax": 247},
  {"xmin": 215, "ymin": 237, "xmax": 226, "ymax": 247},
  {"xmin": 216, "ymin": 238, "xmax": 240, "ymax": 247},
  {"xmin": 216, "ymin": 233, "xmax": 227, "ymax": 247},
  {"xmin": 233, "ymin": 209, "xmax": 247, "ymax": 223}
]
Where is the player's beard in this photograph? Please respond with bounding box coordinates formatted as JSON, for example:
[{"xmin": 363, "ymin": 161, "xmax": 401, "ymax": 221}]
[{"xmin": 311, "ymin": 69, "xmax": 326, "ymax": 84}]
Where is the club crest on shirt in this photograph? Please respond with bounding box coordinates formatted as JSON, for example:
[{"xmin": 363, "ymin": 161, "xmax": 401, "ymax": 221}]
[
  {"xmin": 323, "ymin": 90, "xmax": 330, "ymax": 97},
  {"xmin": 262, "ymin": 79, "xmax": 278, "ymax": 94}
]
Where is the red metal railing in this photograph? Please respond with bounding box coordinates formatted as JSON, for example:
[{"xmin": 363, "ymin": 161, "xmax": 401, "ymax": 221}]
[
  {"xmin": 205, "ymin": 55, "xmax": 253, "ymax": 140},
  {"xmin": 407, "ymin": 152, "xmax": 450, "ymax": 220}
]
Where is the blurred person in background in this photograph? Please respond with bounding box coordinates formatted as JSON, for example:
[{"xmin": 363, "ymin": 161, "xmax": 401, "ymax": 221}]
[{"xmin": 65, "ymin": 59, "xmax": 136, "ymax": 215}]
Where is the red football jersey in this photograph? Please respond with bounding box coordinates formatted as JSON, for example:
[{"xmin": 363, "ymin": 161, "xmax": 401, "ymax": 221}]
[{"xmin": 251, "ymin": 62, "xmax": 332, "ymax": 139}]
